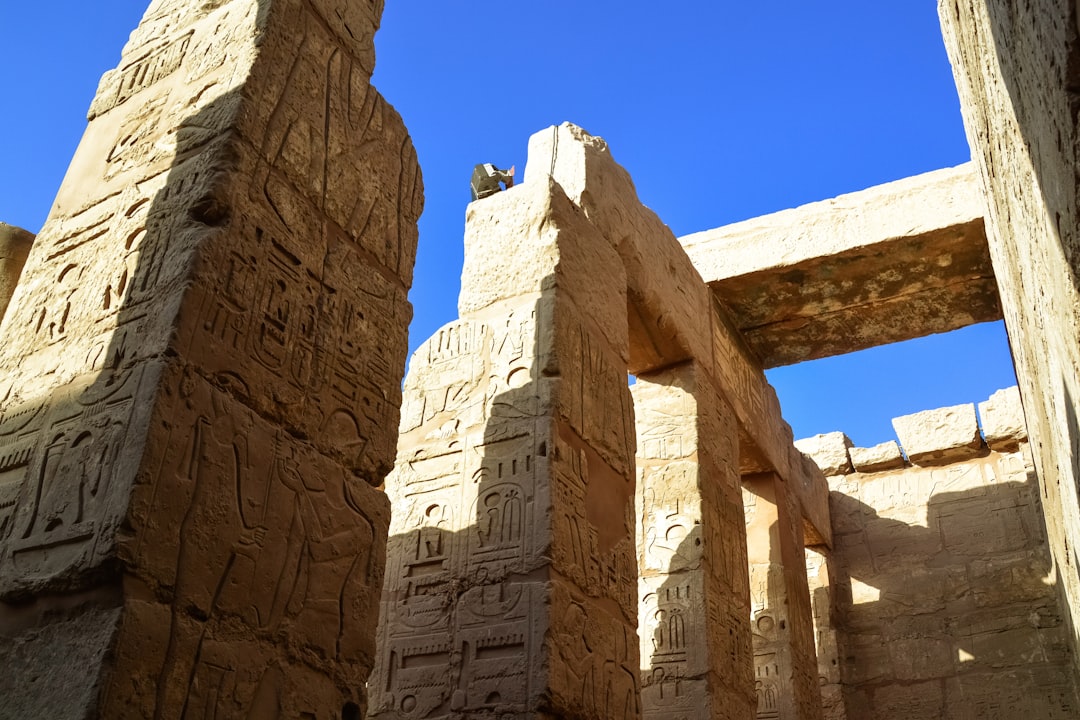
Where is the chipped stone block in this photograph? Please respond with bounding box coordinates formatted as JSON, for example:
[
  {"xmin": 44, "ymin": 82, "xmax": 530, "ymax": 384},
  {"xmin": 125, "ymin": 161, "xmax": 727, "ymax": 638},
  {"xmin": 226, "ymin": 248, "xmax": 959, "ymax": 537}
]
[
  {"xmin": 892, "ymin": 403, "xmax": 984, "ymax": 465},
  {"xmin": 0, "ymin": 1, "xmax": 422, "ymax": 716},
  {"xmin": 979, "ymin": 385, "xmax": 1027, "ymax": 451},
  {"xmin": 794, "ymin": 432, "xmax": 853, "ymax": 476},
  {"xmin": 850, "ymin": 441, "xmax": 905, "ymax": 473}
]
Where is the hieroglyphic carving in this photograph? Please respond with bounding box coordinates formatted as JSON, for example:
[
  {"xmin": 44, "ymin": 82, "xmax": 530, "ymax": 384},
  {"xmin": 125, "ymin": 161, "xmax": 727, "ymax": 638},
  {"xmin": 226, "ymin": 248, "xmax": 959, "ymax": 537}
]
[
  {"xmin": 110, "ymin": 365, "xmax": 390, "ymax": 719},
  {"xmin": 640, "ymin": 577, "xmax": 706, "ymax": 719},
  {"xmin": 634, "ymin": 364, "xmax": 755, "ymax": 720},
  {"xmin": 0, "ymin": 362, "xmax": 156, "ymax": 596},
  {"xmin": 815, "ymin": 447, "xmax": 1080, "ymax": 718},
  {"xmin": 376, "ymin": 169, "xmax": 642, "ymax": 717},
  {"xmin": 174, "ymin": 34, "xmax": 422, "ymax": 475},
  {"xmin": 0, "ymin": 0, "xmax": 420, "ymax": 717},
  {"xmin": 558, "ymin": 314, "xmax": 635, "ymax": 479},
  {"xmin": 373, "ymin": 313, "xmax": 547, "ymax": 718}
]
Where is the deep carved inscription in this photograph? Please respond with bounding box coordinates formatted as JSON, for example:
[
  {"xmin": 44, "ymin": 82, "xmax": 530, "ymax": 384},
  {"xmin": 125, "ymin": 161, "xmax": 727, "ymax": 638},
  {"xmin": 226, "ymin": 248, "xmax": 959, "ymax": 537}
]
[{"xmin": 0, "ymin": 0, "xmax": 421, "ymax": 717}]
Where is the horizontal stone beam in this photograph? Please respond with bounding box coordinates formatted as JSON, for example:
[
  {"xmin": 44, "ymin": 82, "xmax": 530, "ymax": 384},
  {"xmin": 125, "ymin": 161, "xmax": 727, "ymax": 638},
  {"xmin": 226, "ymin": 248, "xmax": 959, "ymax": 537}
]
[
  {"xmin": 680, "ymin": 164, "xmax": 999, "ymax": 368},
  {"xmin": 526, "ymin": 123, "xmax": 831, "ymax": 548}
]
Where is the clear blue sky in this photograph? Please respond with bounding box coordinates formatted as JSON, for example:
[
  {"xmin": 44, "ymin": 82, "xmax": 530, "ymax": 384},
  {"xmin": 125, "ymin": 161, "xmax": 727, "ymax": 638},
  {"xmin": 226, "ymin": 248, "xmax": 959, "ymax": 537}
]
[{"xmin": 0, "ymin": 2, "xmax": 1017, "ymax": 448}]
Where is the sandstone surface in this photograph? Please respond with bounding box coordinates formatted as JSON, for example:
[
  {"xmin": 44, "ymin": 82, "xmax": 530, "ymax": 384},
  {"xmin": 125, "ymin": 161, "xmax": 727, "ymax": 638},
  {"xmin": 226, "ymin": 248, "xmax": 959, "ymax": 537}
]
[
  {"xmin": 372, "ymin": 124, "xmax": 843, "ymax": 720},
  {"xmin": 849, "ymin": 441, "xmax": 905, "ymax": 474},
  {"xmin": 891, "ymin": 403, "xmax": 983, "ymax": 465},
  {"xmin": 0, "ymin": 0, "xmax": 421, "ymax": 716},
  {"xmin": 680, "ymin": 165, "xmax": 998, "ymax": 367},
  {"xmin": 0, "ymin": 223, "xmax": 33, "ymax": 325},
  {"xmin": 794, "ymin": 433, "xmax": 853, "ymax": 477},
  {"xmin": 818, "ymin": 443, "xmax": 1078, "ymax": 718},
  {"xmin": 940, "ymin": 0, "xmax": 1080, "ymax": 674},
  {"xmin": 372, "ymin": 159, "xmax": 641, "ymax": 720}
]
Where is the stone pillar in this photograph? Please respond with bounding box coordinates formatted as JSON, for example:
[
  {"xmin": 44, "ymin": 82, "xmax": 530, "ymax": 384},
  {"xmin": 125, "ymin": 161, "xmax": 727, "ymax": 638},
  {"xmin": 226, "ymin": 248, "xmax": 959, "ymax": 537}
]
[
  {"xmin": 743, "ymin": 474, "xmax": 823, "ymax": 720},
  {"xmin": 805, "ymin": 547, "xmax": 846, "ymax": 720},
  {"xmin": 0, "ymin": 0, "xmax": 421, "ymax": 717},
  {"xmin": 939, "ymin": 0, "xmax": 1080, "ymax": 669},
  {"xmin": 635, "ymin": 362, "xmax": 756, "ymax": 720},
  {"xmin": 371, "ymin": 175, "xmax": 640, "ymax": 718},
  {"xmin": 0, "ymin": 223, "xmax": 33, "ymax": 326}
]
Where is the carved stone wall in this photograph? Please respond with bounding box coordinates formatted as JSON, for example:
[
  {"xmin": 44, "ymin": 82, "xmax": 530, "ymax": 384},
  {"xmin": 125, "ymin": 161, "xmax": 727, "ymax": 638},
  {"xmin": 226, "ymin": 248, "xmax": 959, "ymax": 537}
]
[
  {"xmin": 0, "ymin": 0, "xmax": 421, "ymax": 716},
  {"xmin": 371, "ymin": 173, "xmax": 639, "ymax": 719},
  {"xmin": 801, "ymin": 393, "xmax": 1080, "ymax": 718},
  {"xmin": 374, "ymin": 122, "xmax": 845, "ymax": 720},
  {"xmin": 939, "ymin": 0, "xmax": 1080, "ymax": 673}
]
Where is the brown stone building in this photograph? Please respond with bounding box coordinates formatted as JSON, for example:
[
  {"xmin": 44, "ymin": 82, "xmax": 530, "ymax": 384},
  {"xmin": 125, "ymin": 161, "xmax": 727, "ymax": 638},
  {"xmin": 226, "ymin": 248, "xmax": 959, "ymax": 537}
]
[{"xmin": 3, "ymin": 1, "xmax": 1080, "ymax": 719}]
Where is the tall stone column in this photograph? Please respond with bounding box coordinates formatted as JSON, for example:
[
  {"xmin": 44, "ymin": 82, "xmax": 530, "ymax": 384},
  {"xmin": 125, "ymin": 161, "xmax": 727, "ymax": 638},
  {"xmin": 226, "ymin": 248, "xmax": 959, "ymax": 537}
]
[
  {"xmin": 743, "ymin": 474, "xmax": 823, "ymax": 720},
  {"xmin": 634, "ymin": 362, "xmax": 756, "ymax": 720},
  {"xmin": 371, "ymin": 175, "xmax": 640, "ymax": 718},
  {"xmin": 0, "ymin": 0, "xmax": 421, "ymax": 717}
]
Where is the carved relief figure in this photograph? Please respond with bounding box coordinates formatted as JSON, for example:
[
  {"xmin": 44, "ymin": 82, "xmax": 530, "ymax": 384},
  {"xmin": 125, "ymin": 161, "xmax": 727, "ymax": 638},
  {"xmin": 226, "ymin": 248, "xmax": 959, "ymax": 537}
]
[
  {"xmin": 28, "ymin": 418, "xmax": 122, "ymax": 539},
  {"xmin": 156, "ymin": 373, "xmax": 260, "ymax": 719}
]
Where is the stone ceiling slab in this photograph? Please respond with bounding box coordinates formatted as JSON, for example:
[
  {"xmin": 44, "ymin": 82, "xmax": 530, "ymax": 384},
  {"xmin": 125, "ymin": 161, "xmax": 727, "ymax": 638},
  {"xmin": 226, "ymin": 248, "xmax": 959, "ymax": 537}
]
[{"xmin": 680, "ymin": 164, "xmax": 1000, "ymax": 367}]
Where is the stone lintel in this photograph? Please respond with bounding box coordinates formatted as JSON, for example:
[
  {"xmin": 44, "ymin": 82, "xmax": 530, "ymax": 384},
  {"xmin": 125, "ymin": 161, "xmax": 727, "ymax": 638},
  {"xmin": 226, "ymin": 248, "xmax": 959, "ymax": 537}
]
[
  {"xmin": 680, "ymin": 164, "xmax": 1000, "ymax": 368},
  {"xmin": 525, "ymin": 123, "xmax": 832, "ymax": 549},
  {"xmin": 742, "ymin": 472, "xmax": 825, "ymax": 720},
  {"xmin": 716, "ymin": 300, "xmax": 832, "ymax": 548}
]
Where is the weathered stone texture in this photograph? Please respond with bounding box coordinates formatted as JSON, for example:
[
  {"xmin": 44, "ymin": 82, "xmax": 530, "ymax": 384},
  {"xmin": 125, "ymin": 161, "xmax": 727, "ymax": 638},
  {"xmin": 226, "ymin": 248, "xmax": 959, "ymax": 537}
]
[
  {"xmin": 805, "ymin": 548, "xmax": 846, "ymax": 720},
  {"xmin": 939, "ymin": 0, "xmax": 1080, "ymax": 675},
  {"xmin": 372, "ymin": 173, "xmax": 639, "ymax": 719},
  {"xmin": 818, "ymin": 445, "xmax": 1079, "ymax": 718},
  {"xmin": 793, "ymin": 433, "xmax": 852, "ymax": 477},
  {"xmin": 635, "ymin": 364, "xmax": 752, "ymax": 720},
  {"xmin": 891, "ymin": 403, "xmax": 984, "ymax": 465},
  {"xmin": 375, "ymin": 123, "xmax": 817, "ymax": 720},
  {"xmin": 743, "ymin": 475, "xmax": 824, "ymax": 720},
  {"xmin": 524, "ymin": 123, "xmax": 831, "ymax": 551},
  {"xmin": 0, "ymin": 0, "xmax": 421, "ymax": 716},
  {"xmin": 0, "ymin": 223, "xmax": 33, "ymax": 326},
  {"xmin": 680, "ymin": 165, "xmax": 999, "ymax": 367},
  {"xmin": 978, "ymin": 385, "xmax": 1027, "ymax": 451},
  {"xmin": 848, "ymin": 441, "xmax": 904, "ymax": 474},
  {"xmin": 0, "ymin": 598, "xmax": 121, "ymax": 718}
]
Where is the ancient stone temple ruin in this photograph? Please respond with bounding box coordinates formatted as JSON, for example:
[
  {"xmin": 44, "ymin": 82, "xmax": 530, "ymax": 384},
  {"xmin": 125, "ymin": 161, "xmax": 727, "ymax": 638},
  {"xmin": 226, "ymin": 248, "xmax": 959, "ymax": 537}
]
[
  {"xmin": 0, "ymin": 0, "xmax": 421, "ymax": 716},
  {"xmin": 5, "ymin": 0, "xmax": 1080, "ymax": 719}
]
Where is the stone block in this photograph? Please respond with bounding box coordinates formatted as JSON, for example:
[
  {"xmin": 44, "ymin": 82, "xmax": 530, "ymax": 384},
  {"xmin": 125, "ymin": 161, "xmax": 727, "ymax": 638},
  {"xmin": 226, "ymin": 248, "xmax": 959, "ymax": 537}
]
[
  {"xmin": 871, "ymin": 680, "xmax": 945, "ymax": 719},
  {"xmin": 892, "ymin": 403, "xmax": 984, "ymax": 465},
  {"xmin": 0, "ymin": 222, "xmax": 34, "ymax": 326},
  {"xmin": 680, "ymin": 164, "xmax": 997, "ymax": 367},
  {"xmin": 0, "ymin": 602, "xmax": 121, "ymax": 718},
  {"xmin": 979, "ymin": 385, "xmax": 1027, "ymax": 451},
  {"xmin": 0, "ymin": 1, "xmax": 422, "ymax": 716},
  {"xmin": 886, "ymin": 636, "xmax": 954, "ymax": 681},
  {"xmin": 850, "ymin": 440, "xmax": 905, "ymax": 473},
  {"xmin": 794, "ymin": 432, "xmax": 853, "ymax": 476}
]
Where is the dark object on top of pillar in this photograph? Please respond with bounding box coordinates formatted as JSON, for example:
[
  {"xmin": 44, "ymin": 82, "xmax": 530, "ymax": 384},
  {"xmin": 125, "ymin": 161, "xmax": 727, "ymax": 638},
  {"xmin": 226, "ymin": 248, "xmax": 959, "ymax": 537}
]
[{"xmin": 470, "ymin": 163, "xmax": 515, "ymax": 201}]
